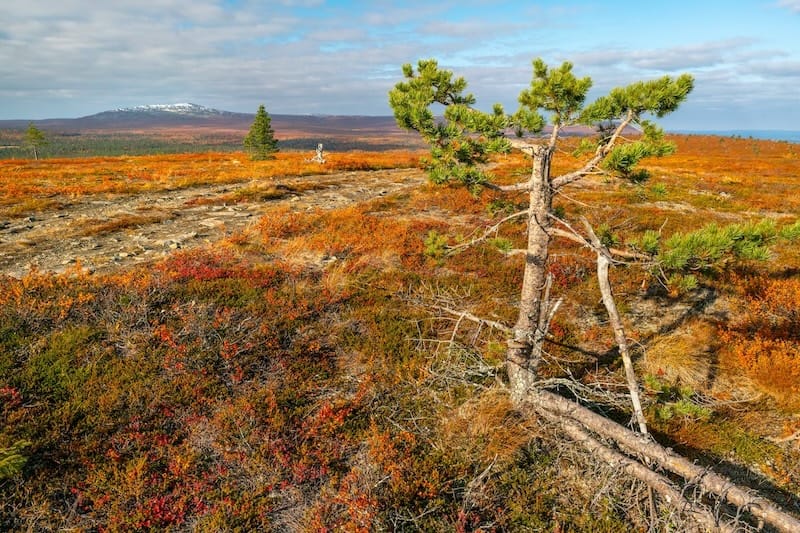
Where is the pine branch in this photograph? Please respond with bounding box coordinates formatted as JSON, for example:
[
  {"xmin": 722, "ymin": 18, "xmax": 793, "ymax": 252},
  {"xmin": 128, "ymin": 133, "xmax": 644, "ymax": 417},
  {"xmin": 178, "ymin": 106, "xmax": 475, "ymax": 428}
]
[{"xmin": 551, "ymin": 109, "xmax": 636, "ymax": 190}]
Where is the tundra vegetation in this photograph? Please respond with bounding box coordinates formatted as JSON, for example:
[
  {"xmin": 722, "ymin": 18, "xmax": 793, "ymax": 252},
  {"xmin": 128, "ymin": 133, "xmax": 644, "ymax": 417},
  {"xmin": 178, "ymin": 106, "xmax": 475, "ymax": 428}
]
[
  {"xmin": 389, "ymin": 58, "xmax": 800, "ymax": 531},
  {"xmin": 1, "ymin": 81, "xmax": 800, "ymax": 530}
]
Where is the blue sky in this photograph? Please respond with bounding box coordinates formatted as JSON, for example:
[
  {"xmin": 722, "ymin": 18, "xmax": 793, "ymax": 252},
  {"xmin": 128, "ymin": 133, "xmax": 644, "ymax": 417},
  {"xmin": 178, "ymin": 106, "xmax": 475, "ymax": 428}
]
[{"xmin": 1, "ymin": 0, "xmax": 799, "ymax": 130}]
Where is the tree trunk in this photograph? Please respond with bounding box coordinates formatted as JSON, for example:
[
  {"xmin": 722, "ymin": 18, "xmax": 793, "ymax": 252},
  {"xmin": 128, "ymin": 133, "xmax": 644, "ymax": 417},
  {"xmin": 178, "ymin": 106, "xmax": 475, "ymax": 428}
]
[
  {"xmin": 529, "ymin": 390, "xmax": 800, "ymax": 533},
  {"xmin": 507, "ymin": 145, "xmax": 554, "ymax": 403}
]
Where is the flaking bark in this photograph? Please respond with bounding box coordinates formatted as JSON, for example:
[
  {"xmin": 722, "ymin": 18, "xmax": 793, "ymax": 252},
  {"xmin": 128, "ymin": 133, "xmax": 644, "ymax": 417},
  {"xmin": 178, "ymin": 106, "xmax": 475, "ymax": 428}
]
[{"xmin": 507, "ymin": 145, "xmax": 554, "ymax": 402}]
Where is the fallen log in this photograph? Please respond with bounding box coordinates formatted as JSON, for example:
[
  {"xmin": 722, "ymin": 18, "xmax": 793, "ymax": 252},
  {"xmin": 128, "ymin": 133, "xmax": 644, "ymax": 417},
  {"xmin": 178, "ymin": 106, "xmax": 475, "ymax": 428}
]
[
  {"xmin": 536, "ymin": 407, "xmax": 736, "ymax": 532},
  {"xmin": 529, "ymin": 390, "xmax": 800, "ymax": 533}
]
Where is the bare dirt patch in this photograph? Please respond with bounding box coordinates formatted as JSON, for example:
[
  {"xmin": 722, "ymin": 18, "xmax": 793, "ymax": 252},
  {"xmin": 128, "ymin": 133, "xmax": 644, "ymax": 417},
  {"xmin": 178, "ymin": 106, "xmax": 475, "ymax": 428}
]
[{"xmin": 0, "ymin": 168, "xmax": 425, "ymax": 278}]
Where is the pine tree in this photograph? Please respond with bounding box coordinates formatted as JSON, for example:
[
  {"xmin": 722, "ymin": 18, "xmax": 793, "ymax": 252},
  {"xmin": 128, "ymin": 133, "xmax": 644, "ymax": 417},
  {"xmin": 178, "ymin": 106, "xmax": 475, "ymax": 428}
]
[
  {"xmin": 25, "ymin": 122, "xmax": 47, "ymax": 160},
  {"xmin": 390, "ymin": 58, "xmax": 693, "ymax": 402},
  {"xmin": 244, "ymin": 104, "xmax": 278, "ymax": 160},
  {"xmin": 389, "ymin": 59, "xmax": 800, "ymax": 533}
]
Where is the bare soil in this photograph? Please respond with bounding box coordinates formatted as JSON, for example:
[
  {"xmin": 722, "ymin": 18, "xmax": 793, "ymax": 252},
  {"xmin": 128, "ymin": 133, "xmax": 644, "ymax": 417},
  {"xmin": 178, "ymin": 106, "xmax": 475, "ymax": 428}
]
[{"xmin": 0, "ymin": 168, "xmax": 425, "ymax": 278}]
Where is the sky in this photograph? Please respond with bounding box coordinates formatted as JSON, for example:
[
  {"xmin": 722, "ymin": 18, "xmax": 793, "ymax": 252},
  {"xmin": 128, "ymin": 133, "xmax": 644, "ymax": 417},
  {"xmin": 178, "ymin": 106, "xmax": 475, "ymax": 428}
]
[{"xmin": 1, "ymin": 0, "xmax": 800, "ymax": 130}]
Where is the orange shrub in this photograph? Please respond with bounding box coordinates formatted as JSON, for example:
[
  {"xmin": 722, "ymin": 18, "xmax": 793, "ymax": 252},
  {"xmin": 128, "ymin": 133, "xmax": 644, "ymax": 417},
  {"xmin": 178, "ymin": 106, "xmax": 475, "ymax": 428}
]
[
  {"xmin": 721, "ymin": 333, "xmax": 800, "ymax": 408},
  {"xmin": 0, "ymin": 151, "xmax": 422, "ymax": 216},
  {"xmin": 718, "ymin": 275, "xmax": 800, "ymax": 407},
  {"xmin": 737, "ymin": 277, "xmax": 800, "ymax": 339}
]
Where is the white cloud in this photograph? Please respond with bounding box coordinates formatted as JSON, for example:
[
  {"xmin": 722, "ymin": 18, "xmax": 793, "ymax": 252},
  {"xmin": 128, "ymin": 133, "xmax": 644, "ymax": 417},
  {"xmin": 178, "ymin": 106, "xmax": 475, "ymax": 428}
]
[
  {"xmin": 0, "ymin": 1, "xmax": 798, "ymax": 130},
  {"xmin": 777, "ymin": 0, "xmax": 800, "ymax": 13}
]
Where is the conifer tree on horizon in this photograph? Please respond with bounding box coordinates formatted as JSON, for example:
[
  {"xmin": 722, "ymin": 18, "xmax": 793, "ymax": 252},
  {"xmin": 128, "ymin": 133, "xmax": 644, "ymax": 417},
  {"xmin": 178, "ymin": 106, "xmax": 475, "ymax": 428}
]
[
  {"xmin": 25, "ymin": 122, "xmax": 48, "ymax": 160},
  {"xmin": 244, "ymin": 104, "xmax": 278, "ymax": 160}
]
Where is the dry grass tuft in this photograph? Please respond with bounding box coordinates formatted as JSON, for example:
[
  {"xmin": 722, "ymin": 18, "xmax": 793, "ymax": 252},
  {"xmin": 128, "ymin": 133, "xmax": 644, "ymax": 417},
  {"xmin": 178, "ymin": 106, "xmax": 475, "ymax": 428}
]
[
  {"xmin": 639, "ymin": 319, "xmax": 716, "ymax": 391},
  {"xmin": 440, "ymin": 389, "xmax": 532, "ymax": 466},
  {"xmin": 80, "ymin": 212, "xmax": 171, "ymax": 236},
  {"xmin": 2, "ymin": 198, "xmax": 65, "ymax": 217}
]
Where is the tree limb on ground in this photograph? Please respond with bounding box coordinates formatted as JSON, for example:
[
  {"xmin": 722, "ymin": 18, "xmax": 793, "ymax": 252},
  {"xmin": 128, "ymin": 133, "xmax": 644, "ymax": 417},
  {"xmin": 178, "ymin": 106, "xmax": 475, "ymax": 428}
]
[{"xmin": 527, "ymin": 390, "xmax": 800, "ymax": 533}]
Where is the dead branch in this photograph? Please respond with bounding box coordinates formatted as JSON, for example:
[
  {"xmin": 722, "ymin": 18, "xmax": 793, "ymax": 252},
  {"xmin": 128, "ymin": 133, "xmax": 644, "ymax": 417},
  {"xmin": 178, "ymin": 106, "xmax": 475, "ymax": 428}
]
[
  {"xmin": 506, "ymin": 137, "xmax": 536, "ymax": 156},
  {"xmin": 767, "ymin": 429, "xmax": 800, "ymax": 444},
  {"xmin": 581, "ymin": 218, "xmax": 648, "ymax": 436},
  {"xmin": 445, "ymin": 210, "xmax": 528, "ymax": 256},
  {"xmin": 536, "ymin": 407, "xmax": 737, "ymax": 533},
  {"xmin": 528, "ymin": 390, "xmax": 800, "ymax": 533},
  {"xmin": 429, "ymin": 304, "xmax": 512, "ymax": 334},
  {"xmin": 548, "ymin": 224, "xmax": 650, "ymax": 262}
]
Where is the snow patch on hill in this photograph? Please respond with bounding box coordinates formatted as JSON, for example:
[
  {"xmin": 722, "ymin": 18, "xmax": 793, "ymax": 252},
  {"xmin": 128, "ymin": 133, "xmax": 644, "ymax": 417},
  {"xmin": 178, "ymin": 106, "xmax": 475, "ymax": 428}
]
[{"xmin": 114, "ymin": 103, "xmax": 228, "ymax": 116}]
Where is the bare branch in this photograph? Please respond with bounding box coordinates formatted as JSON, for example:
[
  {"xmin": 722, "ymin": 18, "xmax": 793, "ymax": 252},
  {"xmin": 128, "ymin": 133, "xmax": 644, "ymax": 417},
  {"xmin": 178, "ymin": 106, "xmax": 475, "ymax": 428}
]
[
  {"xmin": 496, "ymin": 182, "xmax": 531, "ymax": 192},
  {"xmin": 429, "ymin": 304, "xmax": 512, "ymax": 334},
  {"xmin": 548, "ymin": 226, "xmax": 592, "ymax": 248},
  {"xmin": 547, "ymin": 224, "xmax": 650, "ymax": 262},
  {"xmin": 767, "ymin": 429, "xmax": 800, "ymax": 444},
  {"xmin": 581, "ymin": 217, "xmax": 648, "ymax": 436},
  {"xmin": 445, "ymin": 210, "xmax": 528, "ymax": 256},
  {"xmin": 506, "ymin": 136, "xmax": 537, "ymax": 156},
  {"xmin": 481, "ymin": 181, "xmax": 530, "ymax": 192},
  {"xmin": 548, "ymin": 123, "xmax": 561, "ymax": 150}
]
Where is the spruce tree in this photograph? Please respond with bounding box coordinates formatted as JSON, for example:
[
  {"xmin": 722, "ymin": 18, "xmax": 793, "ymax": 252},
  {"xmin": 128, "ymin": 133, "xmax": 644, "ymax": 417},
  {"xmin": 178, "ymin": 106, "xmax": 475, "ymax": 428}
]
[{"xmin": 244, "ymin": 104, "xmax": 278, "ymax": 160}]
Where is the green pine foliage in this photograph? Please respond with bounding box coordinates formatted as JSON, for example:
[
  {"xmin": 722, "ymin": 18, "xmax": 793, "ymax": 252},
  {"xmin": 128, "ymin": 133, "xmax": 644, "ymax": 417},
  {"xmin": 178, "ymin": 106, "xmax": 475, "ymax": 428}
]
[
  {"xmin": 24, "ymin": 123, "xmax": 47, "ymax": 160},
  {"xmin": 659, "ymin": 219, "xmax": 777, "ymax": 272},
  {"xmin": 602, "ymin": 122, "xmax": 677, "ymax": 182},
  {"xmin": 580, "ymin": 74, "xmax": 695, "ymax": 123},
  {"xmin": 516, "ymin": 58, "xmax": 592, "ymax": 127},
  {"xmin": 390, "ymin": 57, "xmax": 693, "ymax": 194},
  {"xmin": 424, "ymin": 229, "xmax": 448, "ymax": 259},
  {"xmin": 389, "ymin": 59, "xmax": 514, "ymax": 192},
  {"xmin": 243, "ymin": 104, "xmax": 278, "ymax": 160}
]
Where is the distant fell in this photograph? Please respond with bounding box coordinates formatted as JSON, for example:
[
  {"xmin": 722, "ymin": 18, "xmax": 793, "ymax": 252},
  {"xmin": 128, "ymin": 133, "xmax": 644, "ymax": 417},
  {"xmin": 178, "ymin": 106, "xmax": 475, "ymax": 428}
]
[
  {"xmin": 0, "ymin": 103, "xmax": 642, "ymax": 151},
  {"xmin": 0, "ymin": 104, "xmax": 409, "ymax": 141}
]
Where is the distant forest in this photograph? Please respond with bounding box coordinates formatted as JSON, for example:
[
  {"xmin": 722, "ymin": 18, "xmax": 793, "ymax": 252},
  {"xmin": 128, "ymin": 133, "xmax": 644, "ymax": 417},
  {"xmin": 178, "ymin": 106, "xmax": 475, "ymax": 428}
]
[{"xmin": 0, "ymin": 131, "xmax": 417, "ymax": 159}]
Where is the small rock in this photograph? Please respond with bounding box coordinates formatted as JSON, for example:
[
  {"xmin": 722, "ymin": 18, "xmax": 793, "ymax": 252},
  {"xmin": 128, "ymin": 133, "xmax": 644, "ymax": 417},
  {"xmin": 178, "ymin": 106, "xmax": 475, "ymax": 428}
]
[{"xmin": 169, "ymin": 243, "xmax": 180, "ymax": 250}]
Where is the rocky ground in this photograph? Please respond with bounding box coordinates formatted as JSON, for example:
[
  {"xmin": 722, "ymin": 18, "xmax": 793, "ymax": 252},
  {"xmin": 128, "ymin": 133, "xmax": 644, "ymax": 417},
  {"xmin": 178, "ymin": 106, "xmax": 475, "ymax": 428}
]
[{"xmin": 0, "ymin": 168, "xmax": 425, "ymax": 278}]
